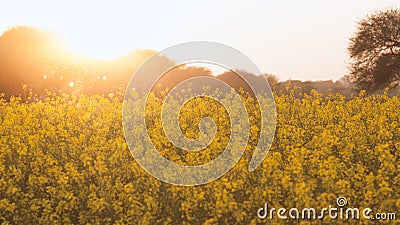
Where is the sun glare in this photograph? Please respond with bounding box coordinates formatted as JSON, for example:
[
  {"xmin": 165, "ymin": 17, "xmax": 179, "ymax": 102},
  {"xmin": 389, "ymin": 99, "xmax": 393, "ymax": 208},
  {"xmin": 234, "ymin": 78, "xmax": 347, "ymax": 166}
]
[{"xmin": 62, "ymin": 34, "xmax": 133, "ymax": 60}]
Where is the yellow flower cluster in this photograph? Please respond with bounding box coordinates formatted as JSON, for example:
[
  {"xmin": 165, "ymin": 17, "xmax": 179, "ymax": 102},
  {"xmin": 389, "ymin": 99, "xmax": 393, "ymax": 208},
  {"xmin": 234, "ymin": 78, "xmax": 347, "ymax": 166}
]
[{"xmin": 0, "ymin": 90, "xmax": 399, "ymax": 224}]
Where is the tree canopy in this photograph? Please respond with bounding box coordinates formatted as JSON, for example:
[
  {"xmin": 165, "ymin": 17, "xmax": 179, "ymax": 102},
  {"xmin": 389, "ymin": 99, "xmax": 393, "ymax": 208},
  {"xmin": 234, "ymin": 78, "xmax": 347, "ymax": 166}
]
[{"xmin": 348, "ymin": 8, "xmax": 400, "ymax": 91}]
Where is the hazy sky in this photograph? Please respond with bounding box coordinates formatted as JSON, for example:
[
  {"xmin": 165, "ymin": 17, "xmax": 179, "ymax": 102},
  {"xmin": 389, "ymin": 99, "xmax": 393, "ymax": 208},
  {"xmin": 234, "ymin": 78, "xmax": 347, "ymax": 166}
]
[{"xmin": 1, "ymin": 0, "xmax": 399, "ymax": 81}]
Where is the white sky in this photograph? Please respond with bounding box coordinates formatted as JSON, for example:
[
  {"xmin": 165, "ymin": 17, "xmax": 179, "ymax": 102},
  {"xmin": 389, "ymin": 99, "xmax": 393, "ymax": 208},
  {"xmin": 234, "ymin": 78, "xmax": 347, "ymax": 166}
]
[{"xmin": 1, "ymin": 0, "xmax": 399, "ymax": 81}]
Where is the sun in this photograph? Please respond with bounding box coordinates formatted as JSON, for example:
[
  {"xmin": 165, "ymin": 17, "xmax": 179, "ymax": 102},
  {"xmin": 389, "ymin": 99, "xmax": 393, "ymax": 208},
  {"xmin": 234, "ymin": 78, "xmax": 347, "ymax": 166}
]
[{"xmin": 62, "ymin": 33, "xmax": 132, "ymax": 60}]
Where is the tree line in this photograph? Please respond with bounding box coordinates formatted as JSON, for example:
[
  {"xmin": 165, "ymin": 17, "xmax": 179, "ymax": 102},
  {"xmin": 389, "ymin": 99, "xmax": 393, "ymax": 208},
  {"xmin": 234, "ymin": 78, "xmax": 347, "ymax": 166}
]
[{"xmin": 0, "ymin": 8, "xmax": 399, "ymax": 99}]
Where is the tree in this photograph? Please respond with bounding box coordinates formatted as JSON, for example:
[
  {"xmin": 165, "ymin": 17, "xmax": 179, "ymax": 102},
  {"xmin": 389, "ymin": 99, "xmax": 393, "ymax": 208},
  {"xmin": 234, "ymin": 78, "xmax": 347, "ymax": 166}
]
[
  {"xmin": 348, "ymin": 8, "xmax": 400, "ymax": 91},
  {"xmin": 0, "ymin": 26, "xmax": 63, "ymax": 97},
  {"xmin": 0, "ymin": 26, "xmax": 173, "ymax": 98}
]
